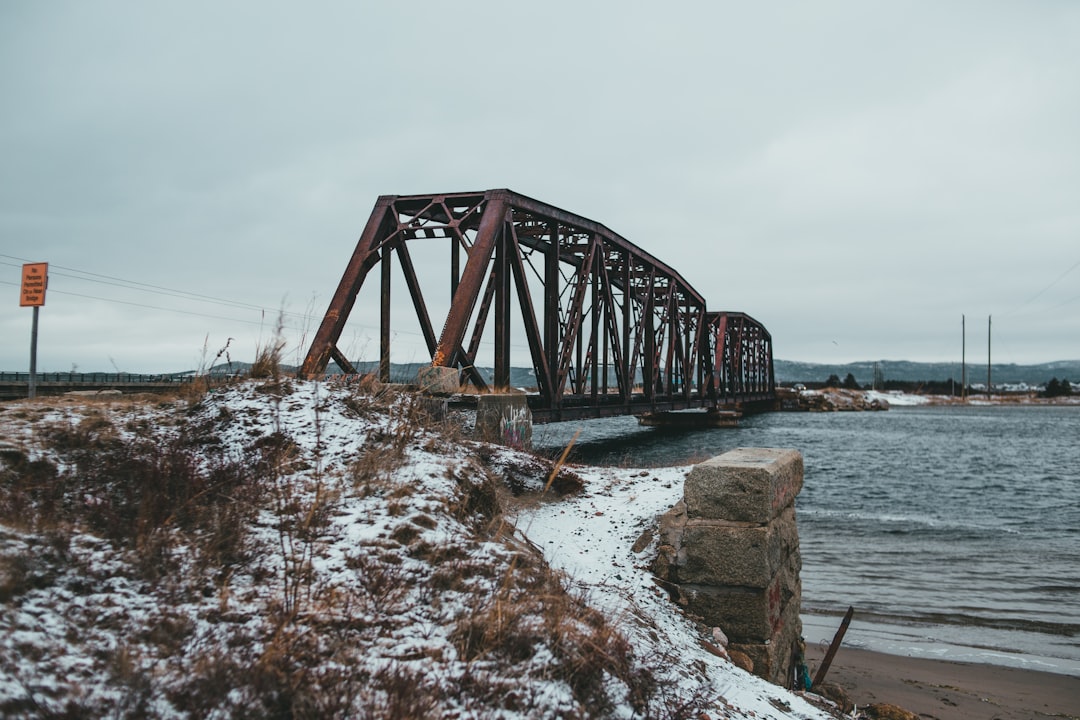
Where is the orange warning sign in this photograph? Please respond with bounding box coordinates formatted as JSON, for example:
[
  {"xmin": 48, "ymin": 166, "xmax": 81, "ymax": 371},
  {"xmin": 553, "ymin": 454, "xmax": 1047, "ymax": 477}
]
[{"xmin": 20, "ymin": 263, "xmax": 48, "ymax": 307}]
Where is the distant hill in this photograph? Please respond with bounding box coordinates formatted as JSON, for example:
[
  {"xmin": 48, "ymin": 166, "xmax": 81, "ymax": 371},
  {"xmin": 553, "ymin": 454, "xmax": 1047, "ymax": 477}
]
[
  {"xmin": 774, "ymin": 359, "xmax": 1080, "ymax": 387},
  {"xmin": 195, "ymin": 358, "xmax": 1080, "ymax": 390},
  {"xmin": 203, "ymin": 360, "xmax": 541, "ymax": 388}
]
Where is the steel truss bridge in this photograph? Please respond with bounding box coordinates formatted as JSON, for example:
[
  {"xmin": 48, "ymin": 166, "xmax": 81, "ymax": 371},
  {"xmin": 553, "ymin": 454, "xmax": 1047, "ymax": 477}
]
[{"xmin": 300, "ymin": 189, "xmax": 775, "ymax": 423}]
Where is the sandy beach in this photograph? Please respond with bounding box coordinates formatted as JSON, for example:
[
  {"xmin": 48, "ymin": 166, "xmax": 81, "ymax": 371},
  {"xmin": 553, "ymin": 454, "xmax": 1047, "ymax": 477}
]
[{"xmin": 804, "ymin": 644, "xmax": 1080, "ymax": 719}]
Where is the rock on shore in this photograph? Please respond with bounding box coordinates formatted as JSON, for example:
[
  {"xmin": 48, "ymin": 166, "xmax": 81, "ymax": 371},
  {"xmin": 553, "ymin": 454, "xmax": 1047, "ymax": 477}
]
[{"xmin": 778, "ymin": 387, "xmax": 889, "ymax": 412}]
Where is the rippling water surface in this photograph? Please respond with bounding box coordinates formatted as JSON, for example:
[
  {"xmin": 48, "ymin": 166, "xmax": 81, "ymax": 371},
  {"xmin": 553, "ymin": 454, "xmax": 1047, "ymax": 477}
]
[{"xmin": 532, "ymin": 404, "xmax": 1080, "ymax": 673}]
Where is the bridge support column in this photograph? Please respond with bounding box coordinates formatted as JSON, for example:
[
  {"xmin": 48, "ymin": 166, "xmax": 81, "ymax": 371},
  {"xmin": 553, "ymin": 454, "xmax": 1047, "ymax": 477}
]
[
  {"xmin": 475, "ymin": 392, "xmax": 532, "ymax": 450},
  {"xmin": 416, "ymin": 365, "xmax": 461, "ymax": 395},
  {"xmin": 652, "ymin": 448, "xmax": 804, "ymax": 686}
]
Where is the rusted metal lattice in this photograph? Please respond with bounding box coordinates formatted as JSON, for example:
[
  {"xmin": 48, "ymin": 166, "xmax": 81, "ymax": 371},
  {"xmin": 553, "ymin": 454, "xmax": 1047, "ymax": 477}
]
[
  {"xmin": 704, "ymin": 312, "xmax": 776, "ymax": 405},
  {"xmin": 300, "ymin": 189, "xmax": 774, "ymax": 421}
]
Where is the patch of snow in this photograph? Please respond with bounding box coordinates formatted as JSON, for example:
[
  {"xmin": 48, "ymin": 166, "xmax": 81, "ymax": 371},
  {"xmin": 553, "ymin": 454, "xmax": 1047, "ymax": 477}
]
[
  {"xmin": 863, "ymin": 390, "xmax": 930, "ymax": 406},
  {"xmin": 517, "ymin": 466, "xmax": 833, "ymax": 720}
]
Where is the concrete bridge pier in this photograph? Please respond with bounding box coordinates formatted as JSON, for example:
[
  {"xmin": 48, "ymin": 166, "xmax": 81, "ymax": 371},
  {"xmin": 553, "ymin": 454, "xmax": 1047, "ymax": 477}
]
[
  {"xmin": 415, "ymin": 365, "xmax": 533, "ymax": 450},
  {"xmin": 652, "ymin": 447, "xmax": 804, "ymax": 686},
  {"xmin": 475, "ymin": 392, "xmax": 532, "ymax": 450}
]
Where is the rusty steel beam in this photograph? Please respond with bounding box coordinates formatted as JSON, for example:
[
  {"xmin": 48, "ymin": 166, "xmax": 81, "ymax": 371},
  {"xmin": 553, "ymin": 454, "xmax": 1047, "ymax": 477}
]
[
  {"xmin": 299, "ymin": 197, "xmax": 395, "ymax": 378},
  {"xmin": 300, "ymin": 189, "xmax": 775, "ymax": 421},
  {"xmin": 434, "ymin": 192, "xmax": 508, "ymax": 368}
]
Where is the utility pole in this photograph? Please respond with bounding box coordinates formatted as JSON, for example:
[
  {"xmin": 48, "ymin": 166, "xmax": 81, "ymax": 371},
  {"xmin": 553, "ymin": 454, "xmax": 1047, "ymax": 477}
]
[
  {"xmin": 19, "ymin": 263, "xmax": 48, "ymax": 400},
  {"xmin": 961, "ymin": 314, "xmax": 966, "ymax": 400},
  {"xmin": 987, "ymin": 315, "xmax": 992, "ymax": 398},
  {"xmin": 29, "ymin": 306, "xmax": 39, "ymax": 399}
]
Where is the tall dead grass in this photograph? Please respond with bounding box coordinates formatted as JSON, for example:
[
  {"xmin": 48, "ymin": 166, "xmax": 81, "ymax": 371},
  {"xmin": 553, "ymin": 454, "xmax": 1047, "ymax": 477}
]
[
  {"xmin": 0, "ymin": 373, "xmax": 718, "ymax": 718},
  {"xmin": 0, "ymin": 418, "xmax": 262, "ymax": 582}
]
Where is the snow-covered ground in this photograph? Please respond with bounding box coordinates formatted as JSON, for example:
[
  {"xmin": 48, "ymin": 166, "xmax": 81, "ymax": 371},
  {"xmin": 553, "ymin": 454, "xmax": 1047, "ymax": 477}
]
[
  {"xmin": 518, "ymin": 468, "xmax": 833, "ymax": 719},
  {"xmin": 0, "ymin": 379, "xmax": 839, "ymax": 719},
  {"xmin": 862, "ymin": 388, "xmax": 1080, "ymax": 406},
  {"xmin": 861, "ymin": 390, "xmax": 930, "ymax": 406}
]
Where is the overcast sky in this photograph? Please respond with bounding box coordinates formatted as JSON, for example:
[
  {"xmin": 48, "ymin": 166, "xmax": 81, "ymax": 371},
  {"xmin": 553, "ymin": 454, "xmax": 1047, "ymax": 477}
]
[{"xmin": 2, "ymin": 1, "xmax": 1078, "ymax": 374}]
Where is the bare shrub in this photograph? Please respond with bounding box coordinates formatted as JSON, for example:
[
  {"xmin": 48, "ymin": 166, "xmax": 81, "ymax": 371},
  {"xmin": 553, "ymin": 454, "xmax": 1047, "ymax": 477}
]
[
  {"xmin": 426, "ymin": 556, "xmax": 493, "ymax": 593},
  {"xmin": 449, "ymin": 549, "xmax": 655, "ymax": 715},
  {"xmin": 446, "ymin": 461, "xmax": 505, "ymax": 535},
  {"xmin": 0, "ymin": 686, "xmax": 92, "ymax": 719},
  {"xmin": 38, "ymin": 413, "xmax": 117, "ymax": 452},
  {"xmin": 160, "ymin": 374, "xmax": 213, "ymax": 404},
  {"xmin": 82, "ymin": 439, "xmax": 259, "ymax": 576},
  {"xmin": 251, "ymin": 408, "xmax": 343, "ymax": 628},
  {"xmin": 634, "ymin": 647, "xmax": 722, "ymax": 720},
  {"xmin": 410, "ymin": 513, "xmax": 437, "ymax": 530},
  {"xmin": 432, "ymin": 430, "xmax": 660, "ymax": 713},
  {"xmin": 344, "ymin": 384, "xmax": 464, "ymax": 497},
  {"xmin": 250, "ymin": 345, "xmax": 285, "ymax": 380},
  {"xmin": 349, "ymin": 441, "xmax": 405, "ymax": 496},
  {"xmin": 176, "ymin": 626, "xmax": 385, "ymax": 719},
  {"xmin": 135, "ymin": 611, "xmax": 195, "ymax": 657},
  {"xmin": 168, "ymin": 648, "xmax": 245, "ymax": 717},
  {"xmin": 251, "ymin": 313, "xmax": 287, "ymax": 380},
  {"xmin": 343, "ymin": 550, "xmax": 411, "ymax": 611},
  {"xmin": 107, "ymin": 644, "xmax": 155, "ymax": 718},
  {"xmin": 0, "ymin": 552, "xmax": 32, "ymax": 602},
  {"xmin": 470, "ymin": 441, "xmax": 586, "ymax": 500},
  {"xmin": 340, "ymin": 374, "xmax": 386, "ymax": 420},
  {"xmin": 357, "ymin": 664, "xmax": 441, "ymax": 720},
  {"xmin": 0, "ymin": 426, "xmax": 262, "ymax": 579},
  {"xmin": 388, "ymin": 523, "xmax": 421, "ymax": 546},
  {"xmin": 0, "ymin": 456, "xmax": 61, "ymax": 530}
]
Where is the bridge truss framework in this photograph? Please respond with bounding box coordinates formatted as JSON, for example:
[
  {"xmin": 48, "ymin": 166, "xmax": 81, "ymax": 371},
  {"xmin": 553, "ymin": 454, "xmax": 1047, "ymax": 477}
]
[{"xmin": 300, "ymin": 189, "xmax": 774, "ymax": 422}]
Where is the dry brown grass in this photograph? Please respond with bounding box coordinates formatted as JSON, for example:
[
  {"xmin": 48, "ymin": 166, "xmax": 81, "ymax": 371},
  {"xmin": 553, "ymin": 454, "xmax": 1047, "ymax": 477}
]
[
  {"xmin": 0, "ymin": 413, "xmax": 263, "ymax": 583},
  {"xmin": 0, "ymin": 378, "xmax": 716, "ymax": 719},
  {"xmin": 449, "ymin": 554, "xmax": 655, "ymax": 715}
]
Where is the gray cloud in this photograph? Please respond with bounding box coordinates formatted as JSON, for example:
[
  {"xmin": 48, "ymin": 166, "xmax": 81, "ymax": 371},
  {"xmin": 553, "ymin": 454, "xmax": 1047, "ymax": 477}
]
[{"xmin": 2, "ymin": 1, "xmax": 1078, "ymax": 373}]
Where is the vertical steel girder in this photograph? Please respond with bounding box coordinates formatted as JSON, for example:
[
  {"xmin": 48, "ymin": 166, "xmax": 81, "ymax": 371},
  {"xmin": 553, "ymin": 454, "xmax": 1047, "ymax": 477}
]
[{"xmin": 300, "ymin": 189, "xmax": 775, "ymax": 420}]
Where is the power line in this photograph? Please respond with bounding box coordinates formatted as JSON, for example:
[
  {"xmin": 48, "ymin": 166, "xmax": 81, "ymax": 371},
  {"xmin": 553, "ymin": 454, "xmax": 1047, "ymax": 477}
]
[
  {"xmin": 1002, "ymin": 257, "xmax": 1080, "ymax": 317},
  {"xmin": 0, "ymin": 278, "xmax": 294, "ymax": 328},
  {"xmin": 0, "ymin": 259, "xmax": 273, "ymax": 315},
  {"xmin": 0, "ymin": 254, "xmax": 317, "ymax": 322},
  {"xmin": 2, "ymin": 256, "xmax": 536, "ymax": 356},
  {"xmin": 0, "ymin": 253, "xmax": 268, "ymax": 308},
  {"xmin": 0, "ymin": 277, "xmax": 490, "ymax": 351},
  {"xmin": 1048, "ymin": 292, "xmax": 1080, "ymax": 311}
]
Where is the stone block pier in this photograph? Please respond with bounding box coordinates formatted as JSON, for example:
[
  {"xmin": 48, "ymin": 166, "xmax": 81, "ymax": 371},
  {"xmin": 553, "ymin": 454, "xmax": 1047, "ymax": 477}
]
[{"xmin": 653, "ymin": 447, "xmax": 804, "ymax": 685}]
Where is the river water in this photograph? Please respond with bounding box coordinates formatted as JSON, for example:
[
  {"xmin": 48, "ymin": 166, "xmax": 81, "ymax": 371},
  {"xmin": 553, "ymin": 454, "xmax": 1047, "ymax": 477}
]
[{"xmin": 531, "ymin": 403, "xmax": 1080, "ymax": 675}]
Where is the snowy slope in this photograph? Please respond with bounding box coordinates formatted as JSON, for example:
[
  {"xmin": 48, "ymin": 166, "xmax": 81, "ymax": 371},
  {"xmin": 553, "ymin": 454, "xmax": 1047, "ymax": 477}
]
[{"xmin": 0, "ymin": 379, "xmax": 839, "ymax": 719}]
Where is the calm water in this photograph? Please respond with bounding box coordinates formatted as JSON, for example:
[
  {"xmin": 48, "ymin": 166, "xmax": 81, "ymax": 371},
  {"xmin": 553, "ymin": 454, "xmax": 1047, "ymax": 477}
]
[{"xmin": 532, "ymin": 404, "xmax": 1080, "ymax": 674}]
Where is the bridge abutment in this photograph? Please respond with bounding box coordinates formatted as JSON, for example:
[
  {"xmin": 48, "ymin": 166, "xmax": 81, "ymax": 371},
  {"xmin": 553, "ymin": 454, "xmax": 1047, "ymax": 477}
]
[
  {"xmin": 415, "ymin": 365, "xmax": 461, "ymax": 395},
  {"xmin": 475, "ymin": 392, "xmax": 533, "ymax": 450},
  {"xmin": 653, "ymin": 447, "xmax": 804, "ymax": 686}
]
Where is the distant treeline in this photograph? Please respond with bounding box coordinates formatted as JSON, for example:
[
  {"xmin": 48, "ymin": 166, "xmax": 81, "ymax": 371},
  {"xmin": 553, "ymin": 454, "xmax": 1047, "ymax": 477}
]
[
  {"xmin": 198, "ymin": 359, "xmax": 1077, "ymax": 397},
  {"xmin": 795, "ymin": 374, "xmax": 968, "ymax": 395},
  {"xmin": 793, "ymin": 373, "xmax": 1074, "ymax": 397},
  {"xmin": 774, "ymin": 359, "xmax": 1080, "ymax": 387}
]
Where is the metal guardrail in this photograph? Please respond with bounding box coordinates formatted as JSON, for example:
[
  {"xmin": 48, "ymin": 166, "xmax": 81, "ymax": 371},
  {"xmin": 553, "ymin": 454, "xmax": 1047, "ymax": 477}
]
[{"xmin": 0, "ymin": 372, "xmax": 194, "ymax": 384}]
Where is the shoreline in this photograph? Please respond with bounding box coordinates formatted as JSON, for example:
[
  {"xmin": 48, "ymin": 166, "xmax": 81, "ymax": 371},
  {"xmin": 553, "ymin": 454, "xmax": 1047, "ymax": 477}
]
[
  {"xmin": 804, "ymin": 644, "xmax": 1080, "ymax": 719},
  {"xmin": 800, "ymin": 612, "xmax": 1080, "ymax": 678}
]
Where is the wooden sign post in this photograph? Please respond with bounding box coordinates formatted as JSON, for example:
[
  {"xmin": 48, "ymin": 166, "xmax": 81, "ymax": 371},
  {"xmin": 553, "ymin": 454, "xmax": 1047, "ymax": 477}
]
[{"xmin": 19, "ymin": 263, "xmax": 48, "ymax": 399}]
